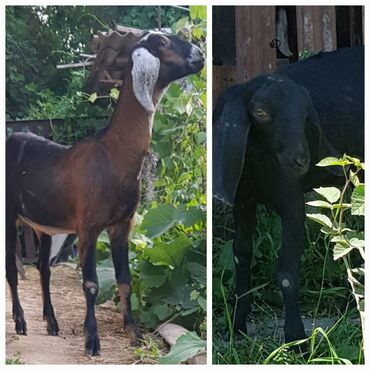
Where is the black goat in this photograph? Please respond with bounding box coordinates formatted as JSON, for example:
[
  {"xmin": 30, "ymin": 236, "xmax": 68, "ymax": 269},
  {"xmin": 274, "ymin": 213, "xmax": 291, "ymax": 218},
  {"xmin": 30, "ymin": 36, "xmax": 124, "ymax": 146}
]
[
  {"xmin": 7, "ymin": 31, "xmax": 204, "ymax": 356},
  {"xmin": 213, "ymin": 47, "xmax": 364, "ymax": 345}
]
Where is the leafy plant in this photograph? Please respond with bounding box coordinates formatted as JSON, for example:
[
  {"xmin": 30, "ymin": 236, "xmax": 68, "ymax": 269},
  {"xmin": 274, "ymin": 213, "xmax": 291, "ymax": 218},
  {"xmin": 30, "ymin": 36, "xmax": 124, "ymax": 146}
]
[
  {"xmin": 212, "ymin": 153, "xmax": 364, "ymax": 364},
  {"xmin": 159, "ymin": 331, "xmax": 206, "ymax": 364},
  {"xmin": 306, "ymin": 155, "xmax": 364, "ymax": 342}
]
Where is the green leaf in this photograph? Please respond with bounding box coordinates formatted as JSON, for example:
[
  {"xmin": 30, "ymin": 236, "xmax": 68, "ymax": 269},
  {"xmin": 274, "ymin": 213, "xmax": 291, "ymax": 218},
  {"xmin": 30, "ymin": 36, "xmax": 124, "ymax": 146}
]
[
  {"xmin": 109, "ymin": 87, "xmax": 119, "ymax": 101},
  {"xmin": 197, "ymin": 296, "xmax": 206, "ymax": 311},
  {"xmin": 306, "ymin": 213, "xmax": 333, "ymax": 229},
  {"xmin": 306, "ymin": 200, "xmax": 333, "ymax": 209},
  {"xmin": 186, "ymin": 262, "xmax": 206, "ymax": 285},
  {"xmin": 196, "ymin": 131, "xmax": 206, "ymax": 144},
  {"xmin": 333, "ymin": 243, "xmax": 353, "ymax": 261},
  {"xmin": 349, "ymin": 238, "xmax": 365, "ymax": 248},
  {"xmin": 173, "ymin": 16, "xmax": 188, "ymax": 35},
  {"xmin": 141, "ymin": 262, "xmax": 167, "ymax": 288},
  {"xmin": 159, "ymin": 331, "xmax": 206, "ymax": 364},
  {"xmin": 88, "ymin": 92, "xmax": 97, "ymax": 103},
  {"xmin": 316, "ymin": 157, "xmax": 350, "ymax": 167},
  {"xmin": 313, "ymin": 187, "xmax": 341, "ymax": 203},
  {"xmin": 141, "ymin": 204, "xmax": 176, "ymax": 238},
  {"xmin": 153, "ymin": 303, "xmax": 173, "ymax": 321},
  {"xmin": 96, "ymin": 266, "xmax": 116, "ymax": 304},
  {"xmin": 189, "ymin": 6, "xmax": 199, "ymax": 20},
  {"xmin": 174, "ymin": 205, "xmax": 203, "ymax": 228},
  {"xmin": 192, "ymin": 27, "xmax": 203, "ymax": 40},
  {"xmin": 144, "ymin": 234, "xmax": 192, "ymax": 268},
  {"xmin": 198, "ymin": 6, "xmax": 207, "ymax": 20},
  {"xmin": 351, "ymin": 184, "xmax": 364, "ymax": 216},
  {"xmin": 131, "ymin": 293, "xmax": 139, "ymax": 311}
]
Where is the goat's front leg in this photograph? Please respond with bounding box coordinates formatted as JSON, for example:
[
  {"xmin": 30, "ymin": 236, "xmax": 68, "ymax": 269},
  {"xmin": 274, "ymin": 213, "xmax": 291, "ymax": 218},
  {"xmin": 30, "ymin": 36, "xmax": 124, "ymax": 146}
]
[
  {"xmin": 6, "ymin": 218, "xmax": 27, "ymax": 335},
  {"xmin": 232, "ymin": 203, "xmax": 256, "ymax": 336},
  {"xmin": 79, "ymin": 232, "xmax": 100, "ymax": 356},
  {"xmin": 277, "ymin": 201, "xmax": 306, "ymax": 344},
  {"xmin": 37, "ymin": 233, "xmax": 59, "ymax": 335},
  {"xmin": 108, "ymin": 218, "xmax": 142, "ymax": 346}
]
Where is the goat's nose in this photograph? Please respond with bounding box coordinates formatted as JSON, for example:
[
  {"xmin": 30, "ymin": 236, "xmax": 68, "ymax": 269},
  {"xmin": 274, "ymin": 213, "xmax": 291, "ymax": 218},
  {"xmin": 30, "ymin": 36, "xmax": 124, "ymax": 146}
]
[
  {"xmin": 294, "ymin": 155, "xmax": 309, "ymax": 169},
  {"xmin": 188, "ymin": 45, "xmax": 205, "ymax": 72}
]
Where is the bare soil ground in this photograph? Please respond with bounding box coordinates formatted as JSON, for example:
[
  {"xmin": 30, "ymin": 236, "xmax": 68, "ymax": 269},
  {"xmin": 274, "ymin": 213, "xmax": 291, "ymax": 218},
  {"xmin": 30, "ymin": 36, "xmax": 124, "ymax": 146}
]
[{"xmin": 6, "ymin": 264, "xmax": 162, "ymax": 365}]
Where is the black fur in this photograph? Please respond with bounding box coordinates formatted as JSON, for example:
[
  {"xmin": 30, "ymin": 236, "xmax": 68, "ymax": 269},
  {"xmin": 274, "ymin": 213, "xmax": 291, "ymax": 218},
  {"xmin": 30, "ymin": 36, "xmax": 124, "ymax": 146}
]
[{"xmin": 213, "ymin": 46, "xmax": 364, "ymax": 344}]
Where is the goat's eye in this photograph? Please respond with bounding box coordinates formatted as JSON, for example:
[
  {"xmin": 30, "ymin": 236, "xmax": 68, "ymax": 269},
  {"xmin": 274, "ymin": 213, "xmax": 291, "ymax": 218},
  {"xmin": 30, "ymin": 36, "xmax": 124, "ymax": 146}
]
[
  {"xmin": 254, "ymin": 108, "xmax": 267, "ymax": 118},
  {"xmin": 160, "ymin": 39, "xmax": 167, "ymax": 46}
]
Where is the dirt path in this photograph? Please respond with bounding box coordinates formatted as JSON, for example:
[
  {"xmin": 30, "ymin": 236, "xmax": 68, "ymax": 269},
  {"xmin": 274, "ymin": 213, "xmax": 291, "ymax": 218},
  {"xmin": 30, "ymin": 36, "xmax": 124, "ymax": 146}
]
[{"xmin": 6, "ymin": 264, "xmax": 162, "ymax": 364}]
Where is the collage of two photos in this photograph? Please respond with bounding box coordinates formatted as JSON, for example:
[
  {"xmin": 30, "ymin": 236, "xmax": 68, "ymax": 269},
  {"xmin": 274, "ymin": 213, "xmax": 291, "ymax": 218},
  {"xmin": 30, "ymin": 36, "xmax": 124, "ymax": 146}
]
[{"xmin": 5, "ymin": 4, "xmax": 364, "ymax": 365}]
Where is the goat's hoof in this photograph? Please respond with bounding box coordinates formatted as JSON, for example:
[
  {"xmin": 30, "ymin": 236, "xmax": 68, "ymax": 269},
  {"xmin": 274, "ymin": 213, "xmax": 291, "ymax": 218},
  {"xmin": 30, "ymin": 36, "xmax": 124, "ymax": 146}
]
[
  {"xmin": 46, "ymin": 320, "xmax": 60, "ymax": 336},
  {"xmin": 15, "ymin": 316, "xmax": 27, "ymax": 335},
  {"xmin": 85, "ymin": 335, "xmax": 101, "ymax": 356},
  {"xmin": 128, "ymin": 326, "xmax": 143, "ymax": 347}
]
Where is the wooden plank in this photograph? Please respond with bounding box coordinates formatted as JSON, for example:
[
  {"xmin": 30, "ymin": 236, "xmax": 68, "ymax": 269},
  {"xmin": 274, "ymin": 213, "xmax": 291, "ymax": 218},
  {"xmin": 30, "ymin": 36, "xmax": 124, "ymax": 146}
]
[
  {"xmin": 56, "ymin": 61, "xmax": 94, "ymax": 69},
  {"xmin": 349, "ymin": 6, "xmax": 363, "ymax": 46},
  {"xmin": 235, "ymin": 6, "xmax": 276, "ymax": 83},
  {"xmin": 213, "ymin": 65, "xmax": 236, "ymax": 107},
  {"xmin": 296, "ymin": 6, "xmax": 337, "ymax": 52}
]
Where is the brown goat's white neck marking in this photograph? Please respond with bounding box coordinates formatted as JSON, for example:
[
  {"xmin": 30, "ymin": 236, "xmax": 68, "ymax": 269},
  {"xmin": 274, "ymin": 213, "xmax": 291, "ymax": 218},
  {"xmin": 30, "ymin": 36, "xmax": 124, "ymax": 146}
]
[{"xmin": 18, "ymin": 215, "xmax": 75, "ymax": 236}]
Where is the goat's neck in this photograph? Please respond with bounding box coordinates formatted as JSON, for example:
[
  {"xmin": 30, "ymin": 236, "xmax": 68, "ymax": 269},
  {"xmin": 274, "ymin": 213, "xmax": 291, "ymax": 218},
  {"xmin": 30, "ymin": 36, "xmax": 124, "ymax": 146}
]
[{"xmin": 102, "ymin": 74, "xmax": 162, "ymax": 178}]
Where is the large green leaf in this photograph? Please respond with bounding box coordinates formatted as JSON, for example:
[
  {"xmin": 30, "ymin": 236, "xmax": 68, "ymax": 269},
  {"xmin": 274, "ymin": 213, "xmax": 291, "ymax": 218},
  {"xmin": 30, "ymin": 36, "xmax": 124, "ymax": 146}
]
[
  {"xmin": 313, "ymin": 187, "xmax": 341, "ymax": 204},
  {"xmin": 306, "ymin": 213, "xmax": 333, "ymax": 229},
  {"xmin": 351, "ymin": 184, "xmax": 364, "ymax": 216},
  {"xmin": 316, "ymin": 157, "xmax": 351, "ymax": 168},
  {"xmin": 144, "ymin": 234, "xmax": 192, "ymax": 268},
  {"xmin": 333, "ymin": 243, "xmax": 353, "ymax": 261},
  {"xmin": 174, "ymin": 205, "xmax": 204, "ymax": 228},
  {"xmin": 159, "ymin": 331, "xmax": 206, "ymax": 364},
  {"xmin": 153, "ymin": 303, "xmax": 173, "ymax": 321},
  {"xmin": 141, "ymin": 204, "xmax": 177, "ymax": 238},
  {"xmin": 140, "ymin": 262, "xmax": 167, "ymax": 288},
  {"xmin": 186, "ymin": 262, "xmax": 206, "ymax": 286}
]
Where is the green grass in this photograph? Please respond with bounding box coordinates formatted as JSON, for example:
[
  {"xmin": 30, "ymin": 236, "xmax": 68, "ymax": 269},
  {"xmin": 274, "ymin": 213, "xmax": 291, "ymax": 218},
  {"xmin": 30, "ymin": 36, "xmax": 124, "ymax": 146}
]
[
  {"xmin": 5, "ymin": 352, "xmax": 24, "ymax": 365},
  {"xmin": 212, "ymin": 200, "xmax": 364, "ymax": 364}
]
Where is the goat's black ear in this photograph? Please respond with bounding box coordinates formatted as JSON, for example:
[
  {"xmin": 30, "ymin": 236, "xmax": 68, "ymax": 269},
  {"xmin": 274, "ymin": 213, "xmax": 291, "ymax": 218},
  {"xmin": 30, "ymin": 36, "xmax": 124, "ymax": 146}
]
[
  {"xmin": 306, "ymin": 105, "xmax": 343, "ymax": 176},
  {"xmin": 213, "ymin": 91, "xmax": 250, "ymax": 206}
]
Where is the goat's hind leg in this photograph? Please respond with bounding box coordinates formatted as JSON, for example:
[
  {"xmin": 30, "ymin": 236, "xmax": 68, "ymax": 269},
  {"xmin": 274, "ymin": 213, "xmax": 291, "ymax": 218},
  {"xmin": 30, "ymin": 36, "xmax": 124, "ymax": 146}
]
[
  {"xmin": 37, "ymin": 233, "xmax": 59, "ymax": 335},
  {"xmin": 79, "ymin": 231, "xmax": 101, "ymax": 356},
  {"xmin": 108, "ymin": 218, "xmax": 143, "ymax": 346},
  {"xmin": 232, "ymin": 203, "xmax": 256, "ymax": 338},
  {"xmin": 6, "ymin": 216, "xmax": 27, "ymax": 335}
]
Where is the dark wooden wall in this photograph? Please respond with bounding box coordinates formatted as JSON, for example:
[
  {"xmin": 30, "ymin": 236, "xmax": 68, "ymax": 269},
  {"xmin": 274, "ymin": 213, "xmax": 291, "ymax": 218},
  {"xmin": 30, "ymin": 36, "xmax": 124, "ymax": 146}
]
[{"xmin": 213, "ymin": 5, "xmax": 363, "ymax": 105}]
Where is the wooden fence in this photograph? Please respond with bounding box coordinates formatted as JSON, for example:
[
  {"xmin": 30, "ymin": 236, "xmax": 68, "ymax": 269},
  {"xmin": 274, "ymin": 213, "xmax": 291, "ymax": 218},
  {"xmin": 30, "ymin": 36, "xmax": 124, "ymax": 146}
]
[{"xmin": 213, "ymin": 5, "xmax": 363, "ymax": 104}]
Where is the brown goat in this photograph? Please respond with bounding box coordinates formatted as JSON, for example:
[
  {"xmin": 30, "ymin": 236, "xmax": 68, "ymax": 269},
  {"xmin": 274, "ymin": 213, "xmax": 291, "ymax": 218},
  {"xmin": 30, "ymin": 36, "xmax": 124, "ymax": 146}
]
[{"xmin": 6, "ymin": 31, "xmax": 204, "ymax": 356}]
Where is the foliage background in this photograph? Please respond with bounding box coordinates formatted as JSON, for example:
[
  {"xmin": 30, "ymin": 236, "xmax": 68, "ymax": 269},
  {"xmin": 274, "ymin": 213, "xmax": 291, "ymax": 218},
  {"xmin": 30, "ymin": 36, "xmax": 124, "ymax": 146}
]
[{"xmin": 6, "ymin": 5, "xmax": 207, "ymax": 342}]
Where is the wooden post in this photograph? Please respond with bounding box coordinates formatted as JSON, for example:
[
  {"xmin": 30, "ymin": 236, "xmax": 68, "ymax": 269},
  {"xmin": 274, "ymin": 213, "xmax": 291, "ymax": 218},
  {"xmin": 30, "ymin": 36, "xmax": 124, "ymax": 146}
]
[
  {"xmin": 235, "ymin": 6, "xmax": 276, "ymax": 83},
  {"xmin": 296, "ymin": 6, "xmax": 337, "ymax": 53},
  {"xmin": 349, "ymin": 6, "xmax": 363, "ymax": 46}
]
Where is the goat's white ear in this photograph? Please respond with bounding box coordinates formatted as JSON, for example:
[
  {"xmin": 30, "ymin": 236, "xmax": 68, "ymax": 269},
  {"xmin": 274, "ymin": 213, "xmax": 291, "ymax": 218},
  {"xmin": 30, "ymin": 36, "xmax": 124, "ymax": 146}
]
[{"xmin": 131, "ymin": 47, "xmax": 160, "ymax": 113}]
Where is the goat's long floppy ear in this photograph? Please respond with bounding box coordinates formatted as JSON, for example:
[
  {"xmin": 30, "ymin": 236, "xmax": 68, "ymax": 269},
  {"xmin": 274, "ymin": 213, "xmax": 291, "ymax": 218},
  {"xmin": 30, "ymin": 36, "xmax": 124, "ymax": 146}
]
[
  {"xmin": 306, "ymin": 105, "xmax": 343, "ymax": 176},
  {"xmin": 131, "ymin": 47, "xmax": 160, "ymax": 113},
  {"xmin": 213, "ymin": 91, "xmax": 250, "ymax": 206}
]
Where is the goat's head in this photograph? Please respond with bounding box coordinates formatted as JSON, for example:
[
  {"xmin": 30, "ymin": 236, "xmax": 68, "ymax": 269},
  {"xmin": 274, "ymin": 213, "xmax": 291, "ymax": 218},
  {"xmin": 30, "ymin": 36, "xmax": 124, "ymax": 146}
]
[
  {"xmin": 131, "ymin": 31, "xmax": 204, "ymax": 113},
  {"xmin": 213, "ymin": 75, "xmax": 338, "ymax": 205}
]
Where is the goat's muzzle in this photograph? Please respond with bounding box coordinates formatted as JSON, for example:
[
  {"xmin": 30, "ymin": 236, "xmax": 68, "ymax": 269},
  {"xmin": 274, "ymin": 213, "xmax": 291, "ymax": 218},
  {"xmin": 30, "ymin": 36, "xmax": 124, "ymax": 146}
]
[{"xmin": 188, "ymin": 45, "xmax": 205, "ymax": 73}]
